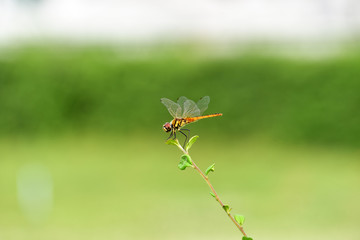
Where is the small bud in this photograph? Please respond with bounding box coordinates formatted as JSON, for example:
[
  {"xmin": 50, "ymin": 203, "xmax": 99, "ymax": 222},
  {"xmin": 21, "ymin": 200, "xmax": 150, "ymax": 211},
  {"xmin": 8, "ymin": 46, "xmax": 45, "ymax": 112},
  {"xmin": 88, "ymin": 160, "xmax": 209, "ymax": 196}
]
[
  {"xmin": 234, "ymin": 214, "xmax": 245, "ymax": 225},
  {"xmin": 177, "ymin": 154, "xmax": 193, "ymax": 170},
  {"xmin": 205, "ymin": 163, "xmax": 215, "ymax": 176},
  {"xmin": 242, "ymin": 237, "xmax": 253, "ymax": 240},
  {"xmin": 223, "ymin": 204, "xmax": 231, "ymax": 214}
]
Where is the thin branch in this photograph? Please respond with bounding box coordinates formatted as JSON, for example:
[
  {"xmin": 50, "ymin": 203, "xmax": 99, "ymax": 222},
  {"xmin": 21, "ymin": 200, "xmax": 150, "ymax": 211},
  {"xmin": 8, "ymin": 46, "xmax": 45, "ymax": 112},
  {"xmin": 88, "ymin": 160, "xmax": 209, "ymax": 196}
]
[{"xmin": 177, "ymin": 144, "xmax": 248, "ymax": 237}]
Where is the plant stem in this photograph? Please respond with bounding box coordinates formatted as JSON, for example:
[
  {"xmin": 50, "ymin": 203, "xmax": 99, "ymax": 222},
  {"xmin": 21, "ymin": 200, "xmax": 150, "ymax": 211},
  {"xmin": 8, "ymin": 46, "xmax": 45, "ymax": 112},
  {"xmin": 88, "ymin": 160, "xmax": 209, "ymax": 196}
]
[{"xmin": 178, "ymin": 145, "xmax": 248, "ymax": 237}]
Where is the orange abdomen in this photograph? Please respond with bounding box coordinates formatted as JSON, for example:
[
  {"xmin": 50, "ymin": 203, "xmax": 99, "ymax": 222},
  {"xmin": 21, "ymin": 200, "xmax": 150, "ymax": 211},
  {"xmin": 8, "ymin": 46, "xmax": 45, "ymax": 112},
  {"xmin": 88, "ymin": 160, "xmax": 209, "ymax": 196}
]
[{"xmin": 185, "ymin": 113, "xmax": 223, "ymax": 124}]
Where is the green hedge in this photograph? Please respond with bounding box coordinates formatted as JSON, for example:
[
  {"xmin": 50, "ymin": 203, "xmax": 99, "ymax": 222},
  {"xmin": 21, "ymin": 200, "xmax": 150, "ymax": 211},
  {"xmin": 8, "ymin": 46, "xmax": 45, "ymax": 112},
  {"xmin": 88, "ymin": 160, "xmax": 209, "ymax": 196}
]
[{"xmin": 0, "ymin": 46, "xmax": 359, "ymax": 146}]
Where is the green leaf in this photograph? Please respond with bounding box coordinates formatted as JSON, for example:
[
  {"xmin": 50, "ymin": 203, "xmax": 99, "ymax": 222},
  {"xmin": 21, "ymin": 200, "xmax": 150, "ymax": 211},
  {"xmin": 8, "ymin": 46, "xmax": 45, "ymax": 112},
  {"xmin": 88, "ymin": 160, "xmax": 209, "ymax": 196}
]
[
  {"xmin": 205, "ymin": 163, "xmax": 215, "ymax": 176},
  {"xmin": 166, "ymin": 138, "xmax": 180, "ymax": 147},
  {"xmin": 222, "ymin": 204, "xmax": 231, "ymax": 214},
  {"xmin": 177, "ymin": 154, "xmax": 193, "ymax": 170},
  {"xmin": 181, "ymin": 154, "xmax": 192, "ymax": 164},
  {"xmin": 177, "ymin": 163, "xmax": 187, "ymax": 170},
  {"xmin": 209, "ymin": 192, "xmax": 216, "ymax": 198},
  {"xmin": 185, "ymin": 135, "xmax": 199, "ymax": 151},
  {"xmin": 242, "ymin": 237, "xmax": 253, "ymax": 240},
  {"xmin": 234, "ymin": 214, "xmax": 245, "ymax": 225}
]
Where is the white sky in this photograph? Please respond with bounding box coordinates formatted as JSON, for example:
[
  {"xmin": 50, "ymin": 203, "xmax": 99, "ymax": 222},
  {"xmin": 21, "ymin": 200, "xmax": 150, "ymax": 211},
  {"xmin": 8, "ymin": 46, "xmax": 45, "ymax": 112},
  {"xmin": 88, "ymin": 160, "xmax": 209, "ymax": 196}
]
[{"xmin": 0, "ymin": 0, "xmax": 360, "ymax": 44}]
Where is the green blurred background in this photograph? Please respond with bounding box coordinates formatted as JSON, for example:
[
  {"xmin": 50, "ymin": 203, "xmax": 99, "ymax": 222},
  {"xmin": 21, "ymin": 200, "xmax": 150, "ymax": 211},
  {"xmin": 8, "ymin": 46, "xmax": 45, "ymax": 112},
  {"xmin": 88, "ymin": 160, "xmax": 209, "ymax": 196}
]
[{"xmin": 1, "ymin": 44, "xmax": 359, "ymax": 240}]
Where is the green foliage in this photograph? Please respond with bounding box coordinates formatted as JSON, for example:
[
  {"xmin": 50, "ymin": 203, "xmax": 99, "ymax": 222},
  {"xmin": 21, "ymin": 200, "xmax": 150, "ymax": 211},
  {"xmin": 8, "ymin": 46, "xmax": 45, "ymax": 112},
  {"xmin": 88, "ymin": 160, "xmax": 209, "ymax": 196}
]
[
  {"xmin": 166, "ymin": 138, "xmax": 180, "ymax": 147},
  {"xmin": 222, "ymin": 204, "xmax": 231, "ymax": 214},
  {"xmin": 185, "ymin": 135, "xmax": 199, "ymax": 151},
  {"xmin": 234, "ymin": 214, "xmax": 245, "ymax": 225},
  {"xmin": 205, "ymin": 163, "xmax": 215, "ymax": 176},
  {"xmin": 209, "ymin": 192, "xmax": 216, "ymax": 198},
  {"xmin": 242, "ymin": 237, "xmax": 253, "ymax": 240},
  {"xmin": 178, "ymin": 154, "xmax": 193, "ymax": 170},
  {"xmin": 1, "ymin": 46, "xmax": 360, "ymax": 147}
]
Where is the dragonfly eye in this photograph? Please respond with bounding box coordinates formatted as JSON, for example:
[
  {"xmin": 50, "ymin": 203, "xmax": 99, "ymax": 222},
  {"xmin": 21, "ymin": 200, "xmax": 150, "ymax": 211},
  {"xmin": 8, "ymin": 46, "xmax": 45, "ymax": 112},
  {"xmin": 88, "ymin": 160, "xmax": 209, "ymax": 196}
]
[{"xmin": 163, "ymin": 122, "xmax": 171, "ymax": 132}]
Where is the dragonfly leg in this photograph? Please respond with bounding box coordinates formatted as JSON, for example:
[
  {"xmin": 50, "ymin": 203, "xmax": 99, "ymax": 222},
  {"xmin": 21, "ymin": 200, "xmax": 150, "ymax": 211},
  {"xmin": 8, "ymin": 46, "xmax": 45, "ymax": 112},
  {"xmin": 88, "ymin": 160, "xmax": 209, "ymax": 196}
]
[
  {"xmin": 181, "ymin": 128, "xmax": 190, "ymax": 145},
  {"xmin": 179, "ymin": 130, "xmax": 188, "ymax": 148},
  {"xmin": 181, "ymin": 128, "xmax": 190, "ymax": 137},
  {"xmin": 167, "ymin": 131, "xmax": 173, "ymax": 140}
]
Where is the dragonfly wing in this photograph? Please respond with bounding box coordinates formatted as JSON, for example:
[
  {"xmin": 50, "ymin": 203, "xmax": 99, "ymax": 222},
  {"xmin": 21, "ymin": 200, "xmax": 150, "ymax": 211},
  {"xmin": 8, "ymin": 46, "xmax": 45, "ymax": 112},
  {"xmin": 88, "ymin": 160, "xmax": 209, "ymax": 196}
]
[
  {"xmin": 177, "ymin": 96, "xmax": 188, "ymax": 108},
  {"xmin": 177, "ymin": 96, "xmax": 188, "ymax": 117},
  {"xmin": 161, "ymin": 98, "xmax": 182, "ymax": 118},
  {"xmin": 197, "ymin": 96, "xmax": 210, "ymax": 115},
  {"xmin": 182, "ymin": 99, "xmax": 201, "ymax": 118}
]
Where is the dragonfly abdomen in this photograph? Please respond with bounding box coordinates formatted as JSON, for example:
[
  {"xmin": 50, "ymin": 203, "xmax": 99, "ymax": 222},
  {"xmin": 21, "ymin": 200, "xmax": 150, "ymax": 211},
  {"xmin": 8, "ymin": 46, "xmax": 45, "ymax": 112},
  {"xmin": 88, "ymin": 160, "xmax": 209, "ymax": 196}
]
[
  {"xmin": 171, "ymin": 113, "xmax": 222, "ymax": 130},
  {"xmin": 185, "ymin": 113, "xmax": 223, "ymax": 124}
]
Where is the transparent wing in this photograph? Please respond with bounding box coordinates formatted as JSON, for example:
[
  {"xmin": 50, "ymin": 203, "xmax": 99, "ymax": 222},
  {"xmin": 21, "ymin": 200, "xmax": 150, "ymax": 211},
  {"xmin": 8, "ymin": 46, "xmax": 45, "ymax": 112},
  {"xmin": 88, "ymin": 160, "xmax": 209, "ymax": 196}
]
[
  {"xmin": 161, "ymin": 98, "xmax": 182, "ymax": 118},
  {"xmin": 196, "ymin": 96, "xmax": 210, "ymax": 115},
  {"xmin": 177, "ymin": 96, "xmax": 188, "ymax": 117},
  {"xmin": 182, "ymin": 99, "xmax": 201, "ymax": 118}
]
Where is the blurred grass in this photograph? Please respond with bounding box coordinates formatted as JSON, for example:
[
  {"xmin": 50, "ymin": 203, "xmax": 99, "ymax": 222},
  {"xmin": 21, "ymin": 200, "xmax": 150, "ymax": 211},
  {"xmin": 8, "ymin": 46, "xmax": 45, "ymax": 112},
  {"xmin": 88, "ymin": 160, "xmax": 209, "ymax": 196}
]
[
  {"xmin": 0, "ymin": 134, "xmax": 359, "ymax": 240},
  {"xmin": 1, "ymin": 45, "xmax": 360, "ymax": 239},
  {"xmin": 1, "ymin": 45, "xmax": 360, "ymax": 146}
]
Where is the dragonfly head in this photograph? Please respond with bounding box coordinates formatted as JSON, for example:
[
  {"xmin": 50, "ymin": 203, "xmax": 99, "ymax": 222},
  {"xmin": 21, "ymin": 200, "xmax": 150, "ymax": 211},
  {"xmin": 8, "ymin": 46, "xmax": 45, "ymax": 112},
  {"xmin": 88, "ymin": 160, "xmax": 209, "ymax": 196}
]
[{"xmin": 163, "ymin": 122, "xmax": 171, "ymax": 132}]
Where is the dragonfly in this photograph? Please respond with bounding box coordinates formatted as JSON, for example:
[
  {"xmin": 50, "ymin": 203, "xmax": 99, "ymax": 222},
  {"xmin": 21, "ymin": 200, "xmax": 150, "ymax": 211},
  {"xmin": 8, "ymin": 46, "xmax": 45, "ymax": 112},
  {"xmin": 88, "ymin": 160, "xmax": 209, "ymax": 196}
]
[{"xmin": 161, "ymin": 96, "xmax": 222, "ymax": 147}]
